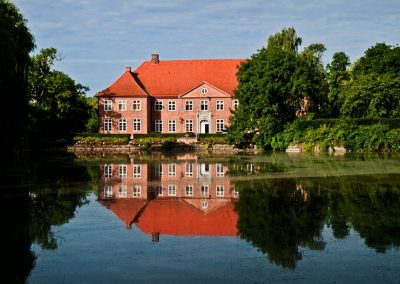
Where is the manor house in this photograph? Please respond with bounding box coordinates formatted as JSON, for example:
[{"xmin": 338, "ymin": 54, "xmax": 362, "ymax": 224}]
[{"xmin": 96, "ymin": 54, "xmax": 244, "ymax": 134}]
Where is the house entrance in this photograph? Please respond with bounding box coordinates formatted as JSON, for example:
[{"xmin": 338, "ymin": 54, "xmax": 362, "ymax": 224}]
[{"xmin": 200, "ymin": 120, "xmax": 210, "ymax": 134}]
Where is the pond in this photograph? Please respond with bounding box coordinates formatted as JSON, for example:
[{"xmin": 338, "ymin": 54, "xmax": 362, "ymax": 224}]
[{"xmin": 2, "ymin": 152, "xmax": 400, "ymax": 283}]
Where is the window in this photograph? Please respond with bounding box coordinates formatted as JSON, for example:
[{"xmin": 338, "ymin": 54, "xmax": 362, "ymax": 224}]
[
  {"xmin": 133, "ymin": 118, "xmax": 141, "ymax": 132},
  {"xmin": 168, "ymin": 163, "xmax": 176, "ymax": 176},
  {"xmin": 154, "ymin": 101, "xmax": 163, "ymax": 111},
  {"xmin": 104, "ymin": 118, "xmax": 112, "ymax": 132},
  {"xmin": 133, "ymin": 164, "xmax": 141, "ymax": 178},
  {"xmin": 201, "ymin": 185, "xmax": 209, "ymax": 196},
  {"xmin": 185, "ymin": 101, "xmax": 193, "ymax": 111},
  {"xmin": 201, "ymin": 200, "xmax": 208, "ymax": 209},
  {"xmin": 216, "ymin": 119, "xmax": 224, "ymax": 132},
  {"xmin": 104, "ymin": 100, "xmax": 112, "ymax": 111},
  {"xmin": 185, "ymin": 163, "xmax": 193, "ymax": 177},
  {"xmin": 185, "ymin": 120, "xmax": 193, "ymax": 132},
  {"xmin": 168, "ymin": 185, "xmax": 176, "ymax": 196},
  {"xmin": 155, "ymin": 120, "xmax": 162, "ymax": 132},
  {"xmin": 185, "ymin": 185, "xmax": 194, "ymax": 196},
  {"xmin": 216, "ymin": 164, "xmax": 224, "ymax": 177},
  {"xmin": 168, "ymin": 120, "xmax": 176, "ymax": 133},
  {"xmin": 168, "ymin": 101, "xmax": 176, "ymax": 111},
  {"xmin": 119, "ymin": 164, "xmax": 127, "ymax": 178},
  {"xmin": 104, "ymin": 164, "xmax": 112, "ymax": 178},
  {"xmin": 216, "ymin": 100, "xmax": 224, "ymax": 111},
  {"xmin": 118, "ymin": 100, "xmax": 127, "ymax": 111},
  {"xmin": 234, "ymin": 189, "xmax": 239, "ymax": 197},
  {"xmin": 119, "ymin": 118, "xmax": 127, "ymax": 132},
  {"xmin": 132, "ymin": 185, "xmax": 141, "ymax": 198},
  {"xmin": 233, "ymin": 99, "xmax": 239, "ymax": 110},
  {"xmin": 216, "ymin": 185, "xmax": 224, "ymax": 197},
  {"xmin": 152, "ymin": 185, "xmax": 163, "ymax": 196},
  {"xmin": 201, "ymin": 100, "xmax": 208, "ymax": 111},
  {"xmin": 104, "ymin": 185, "xmax": 113, "ymax": 198},
  {"xmin": 154, "ymin": 164, "xmax": 163, "ymax": 177},
  {"xmin": 201, "ymin": 87, "xmax": 208, "ymax": 95},
  {"xmin": 133, "ymin": 100, "xmax": 141, "ymax": 111},
  {"xmin": 119, "ymin": 185, "xmax": 128, "ymax": 198},
  {"xmin": 200, "ymin": 163, "xmax": 210, "ymax": 176}
]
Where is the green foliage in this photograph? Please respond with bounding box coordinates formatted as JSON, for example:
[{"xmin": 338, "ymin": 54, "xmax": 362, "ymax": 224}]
[
  {"xmin": 229, "ymin": 28, "xmax": 328, "ymax": 149},
  {"xmin": 199, "ymin": 134, "xmax": 228, "ymax": 144},
  {"xmin": 339, "ymin": 74, "xmax": 400, "ymax": 118},
  {"xmin": 74, "ymin": 133, "xmax": 130, "ymax": 144},
  {"xmin": 85, "ymin": 96, "xmax": 98, "ymax": 132},
  {"xmin": 272, "ymin": 119, "xmax": 400, "ymax": 153},
  {"xmin": 352, "ymin": 43, "xmax": 400, "ymax": 77},
  {"xmin": 28, "ymin": 48, "xmax": 91, "ymax": 137},
  {"xmin": 0, "ymin": 0, "xmax": 35, "ymax": 156}
]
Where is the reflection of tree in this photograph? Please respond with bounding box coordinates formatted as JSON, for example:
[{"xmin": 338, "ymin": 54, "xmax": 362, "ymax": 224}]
[
  {"xmin": 235, "ymin": 179, "xmax": 328, "ymax": 269},
  {"xmin": 337, "ymin": 177, "xmax": 400, "ymax": 252},
  {"xmin": 2, "ymin": 154, "xmax": 91, "ymax": 283}
]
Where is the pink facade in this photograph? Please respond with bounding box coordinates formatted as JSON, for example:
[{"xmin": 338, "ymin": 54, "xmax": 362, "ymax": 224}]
[{"xmin": 97, "ymin": 55, "xmax": 244, "ymax": 134}]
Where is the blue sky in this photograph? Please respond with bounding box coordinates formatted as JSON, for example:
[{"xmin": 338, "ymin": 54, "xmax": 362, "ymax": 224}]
[{"xmin": 13, "ymin": 0, "xmax": 400, "ymax": 97}]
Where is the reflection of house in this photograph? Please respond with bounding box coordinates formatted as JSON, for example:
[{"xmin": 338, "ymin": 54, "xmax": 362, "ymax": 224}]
[
  {"xmin": 96, "ymin": 54, "xmax": 244, "ymax": 134},
  {"xmin": 98, "ymin": 160, "xmax": 239, "ymax": 239}
]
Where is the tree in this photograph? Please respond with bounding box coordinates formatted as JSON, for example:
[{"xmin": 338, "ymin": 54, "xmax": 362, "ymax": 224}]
[
  {"xmin": 0, "ymin": 0, "xmax": 35, "ymax": 157},
  {"xmin": 352, "ymin": 43, "xmax": 400, "ymax": 77},
  {"xmin": 28, "ymin": 48, "xmax": 91, "ymax": 136},
  {"xmin": 339, "ymin": 73, "xmax": 400, "ymax": 118},
  {"xmin": 229, "ymin": 28, "xmax": 329, "ymax": 148},
  {"xmin": 85, "ymin": 96, "xmax": 99, "ymax": 132}
]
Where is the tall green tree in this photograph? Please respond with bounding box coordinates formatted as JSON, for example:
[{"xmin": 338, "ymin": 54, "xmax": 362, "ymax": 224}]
[
  {"xmin": 0, "ymin": 0, "xmax": 35, "ymax": 157},
  {"xmin": 352, "ymin": 43, "xmax": 400, "ymax": 77},
  {"xmin": 229, "ymin": 28, "xmax": 328, "ymax": 148},
  {"xmin": 326, "ymin": 52, "xmax": 350, "ymax": 117},
  {"xmin": 28, "ymin": 48, "xmax": 91, "ymax": 136}
]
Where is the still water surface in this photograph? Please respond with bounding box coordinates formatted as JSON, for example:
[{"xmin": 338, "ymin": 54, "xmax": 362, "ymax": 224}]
[{"xmin": 3, "ymin": 152, "xmax": 400, "ymax": 283}]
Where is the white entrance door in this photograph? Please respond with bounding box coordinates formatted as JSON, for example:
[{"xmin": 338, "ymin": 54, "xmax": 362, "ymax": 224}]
[{"xmin": 200, "ymin": 120, "xmax": 209, "ymax": 134}]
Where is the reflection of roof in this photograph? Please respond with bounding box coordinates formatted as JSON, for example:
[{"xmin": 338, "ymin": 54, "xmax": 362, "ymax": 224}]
[
  {"xmin": 99, "ymin": 199, "xmax": 147, "ymax": 228},
  {"xmin": 135, "ymin": 198, "xmax": 238, "ymax": 236}
]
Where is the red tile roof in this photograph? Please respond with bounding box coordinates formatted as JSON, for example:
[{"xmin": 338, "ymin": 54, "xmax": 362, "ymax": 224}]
[
  {"xmin": 99, "ymin": 199, "xmax": 148, "ymax": 228},
  {"xmin": 97, "ymin": 68, "xmax": 149, "ymax": 97},
  {"xmin": 97, "ymin": 58, "xmax": 245, "ymax": 97}
]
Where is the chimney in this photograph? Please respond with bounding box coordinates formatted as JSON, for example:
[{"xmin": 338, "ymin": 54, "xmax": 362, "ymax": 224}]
[
  {"xmin": 125, "ymin": 66, "xmax": 131, "ymax": 72},
  {"xmin": 151, "ymin": 54, "xmax": 159, "ymax": 64}
]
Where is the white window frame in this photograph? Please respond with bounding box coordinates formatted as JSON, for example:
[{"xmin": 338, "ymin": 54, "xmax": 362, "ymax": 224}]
[
  {"xmin": 216, "ymin": 119, "xmax": 224, "ymax": 133},
  {"xmin": 168, "ymin": 184, "xmax": 176, "ymax": 196},
  {"xmin": 119, "ymin": 164, "xmax": 127, "ymax": 179},
  {"xmin": 216, "ymin": 185, "xmax": 224, "ymax": 197},
  {"xmin": 155, "ymin": 120, "xmax": 162, "ymax": 132},
  {"xmin": 216, "ymin": 100, "xmax": 224, "ymax": 111},
  {"xmin": 185, "ymin": 185, "xmax": 194, "ymax": 197},
  {"xmin": 185, "ymin": 163, "xmax": 193, "ymax": 177},
  {"xmin": 154, "ymin": 101, "xmax": 163, "ymax": 111},
  {"xmin": 168, "ymin": 120, "xmax": 176, "ymax": 133},
  {"xmin": 185, "ymin": 120, "xmax": 193, "ymax": 132},
  {"xmin": 132, "ymin": 100, "xmax": 141, "ymax": 111},
  {"xmin": 104, "ymin": 100, "xmax": 112, "ymax": 111},
  {"xmin": 168, "ymin": 163, "xmax": 176, "ymax": 177},
  {"xmin": 133, "ymin": 118, "xmax": 141, "ymax": 132},
  {"xmin": 201, "ymin": 185, "xmax": 209, "ymax": 196},
  {"xmin": 132, "ymin": 185, "xmax": 141, "ymax": 198},
  {"xmin": 168, "ymin": 101, "xmax": 176, "ymax": 111},
  {"xmin": 216, "ymin": 163, "xmax": 224, "ymax": 177},
  {"xmin": 104, "ymin": 164, "xmax": 112, "ymax": 178},
  {"xmin": 233, "ymin": 99, "xmax": 239, "ymax": 110},
  {"xmin": 201, "ymin": 200, "xmax": 208, "ymax": 209},
  {"xmin": 201, "ymin": 100, "xmax": 208, "ymax": 111},
  {"xmin": 104, "ymin": 118, "xmax": 112, "ymax": 132},
  {"xmin": 154, "ymin": 164, "xmax": 163, "ymax": 177},
  {"xmin": 118, "ymin": 100, "xmax": 127, "ymax": 111},
  {"xmin": 185, "ymin": 101, "xmax": 193, "ymax": 111},
  {"xmin": 119, "ymin": 185, "xmax": 128, "ymax": 198},
  {"xmin": 104, "ymin": 185, "xmax": 113, "ymax": 198},
  {"xmin": 133, "ymin": 164, "xmax": 141, "ymax": 178},
  {"xmin": 119, "ymin": 118, "xmax": 127, "ymax": 132}
]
